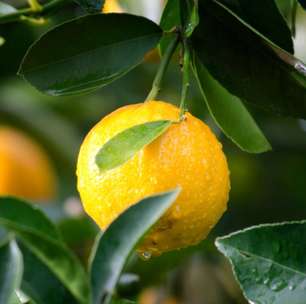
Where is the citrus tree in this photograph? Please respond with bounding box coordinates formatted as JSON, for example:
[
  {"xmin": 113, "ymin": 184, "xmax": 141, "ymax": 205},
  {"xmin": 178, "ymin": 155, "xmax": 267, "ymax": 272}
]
[{"xmin": 0, "ymin": 0, "xmax": 306, "ymax": 303}]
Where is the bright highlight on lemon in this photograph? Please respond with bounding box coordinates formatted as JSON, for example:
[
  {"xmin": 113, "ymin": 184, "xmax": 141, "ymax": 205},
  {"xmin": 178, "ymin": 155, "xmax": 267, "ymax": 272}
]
[
  {"xmin": 0, "ymin": 126, "xmax": 56, "ymax": 202},
  {"xmin": 77, "ymin": 101, "xmax": 230, "ymax": 256}
]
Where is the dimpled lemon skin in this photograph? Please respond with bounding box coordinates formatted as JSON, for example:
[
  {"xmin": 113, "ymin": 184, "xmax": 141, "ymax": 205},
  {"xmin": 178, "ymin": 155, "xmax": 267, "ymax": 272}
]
[
  {"xmin": 77, "ymin": 101, "xmax": 230, "ymax": 256},
  {"xmin": 0, "ymin": 126, "xmax": 56, "ymax": 202}
]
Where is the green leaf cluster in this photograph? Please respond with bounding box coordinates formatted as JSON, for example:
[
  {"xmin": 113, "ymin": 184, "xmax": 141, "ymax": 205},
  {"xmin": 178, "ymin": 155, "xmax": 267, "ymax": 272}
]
[
  {"xmin": 10, "ymin": 0, "xmax": 305, "ymax": 159},
  {"xmin": 0, "ymin": 190, "xmax": 179, "ymax": 304}
]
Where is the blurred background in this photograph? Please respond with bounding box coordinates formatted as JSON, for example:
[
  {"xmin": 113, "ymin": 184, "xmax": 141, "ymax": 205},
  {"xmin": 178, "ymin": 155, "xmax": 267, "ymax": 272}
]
[{"xmin": 0, "ymin": 1, "xmax": 306, "ymax": 303}]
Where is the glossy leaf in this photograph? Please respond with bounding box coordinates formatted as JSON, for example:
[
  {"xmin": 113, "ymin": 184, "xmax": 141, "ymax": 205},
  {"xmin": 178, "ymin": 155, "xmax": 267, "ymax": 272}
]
[
  {"xmin": 191, "ymin": 0, "xmax": 306, "ymax": 118},
  {"xmin": 0, "ymin": 240, "xmax": 23, "ymax": 304},
  {"xmin": 0, "ymin": 2, "xmax": 16, "ymax": 17},
  {"xmin": 20, "ymin": 243, "xmax": 78, "ymax": 304},
  {"xmin": 212, "ymin": 1, "xmax": 306, "ymax": 88},
  {"xmin": 90, "ymin": 189, "xmax": 180, "ymax": 304},
  {"xmin": 184, "ymin": 0, "xmax": 199, "ymax": 37},
  {"xmin": 217, "ymin": 0, "xmax": 293, "ymax": 52},
  {"xmin": 193, "ymin": 55, "xmax": 271, "ymax": 153},
  {"xmin": 216, "ymin": 221, "xmax": 306, "ymax": 304},
  {"xmin": 74, "ymin": 0, "xmax": 104, "ymax": 13},
  {"xmin": 0, "ymin": 197, "xmax": 60, "ymax": 241},
  {"xmin": 160, "ymin": 0, "xmax": 181, "ymax": 30},
  {"xmin": 20, "ymin": 14, "xmax": 162, "ymax": 96},
  {"xmin": 95, "ymin": 120, "xmax": 172, "ymax": 172},
  {"xmin": 0, "ymin": 197, "xmax": 90, "ymax": 304}
]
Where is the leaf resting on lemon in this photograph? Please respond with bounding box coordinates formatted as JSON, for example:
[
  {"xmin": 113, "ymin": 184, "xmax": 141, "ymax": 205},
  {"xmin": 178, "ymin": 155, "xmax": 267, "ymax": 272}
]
[{"xmin": 95, "ymin": 120, "xmax": 172, "ymax": 172}]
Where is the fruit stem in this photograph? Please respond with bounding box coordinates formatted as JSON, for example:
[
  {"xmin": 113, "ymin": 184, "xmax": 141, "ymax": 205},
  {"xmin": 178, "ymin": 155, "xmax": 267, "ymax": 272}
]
[
  {"xmin": 146, "ymin": 33, "xmax": 180, "ymax": 101},
  {"xmin": 179, "ymin": 38, "xmax": 190, "ymax": 120}
]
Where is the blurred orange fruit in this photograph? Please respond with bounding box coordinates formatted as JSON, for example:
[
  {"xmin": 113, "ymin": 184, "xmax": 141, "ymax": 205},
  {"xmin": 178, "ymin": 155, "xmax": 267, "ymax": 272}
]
[
  {"xmin": 0, "ymin": 126, "xmax": 56, "ymax": 202},
  {"xmin": 77, "ymin": 101, "xmax": 230, "ymax": 256},
  {"xmin": 139, "ymin": 288, "xmax": 178, "ymax": 304}
]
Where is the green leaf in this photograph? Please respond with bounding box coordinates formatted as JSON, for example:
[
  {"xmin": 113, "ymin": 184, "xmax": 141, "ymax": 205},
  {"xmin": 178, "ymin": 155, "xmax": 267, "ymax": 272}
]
[
  {"xmin": 74, "ymin": 0, "xmax": 104, "ymax": 13},
  {"xmin": 160, "ymin": 0, "xmax": 181, "ymax": 31},
  {"xmin": 10, "ymin": 293, "xmax": 23, "ymax": 304},
  {"xmin": 298, "ymin": 0, "xmax": 306, "ymax": 9},
  {"xmin": 193, "ymin": 55, "xmax": 271, "ymax": 153},
  {"xmin": 217, "ymin": 0, "xmax": 293, "ymax": 52},
  {"xmin": 0, "ymin": 197, "xmax": 60, "ymax": 241},
  {"xmin": 20, "ymin": 243, "xmax": 79, "ymax": 304},
  {"xmin": 216, "ymin": 221, "xmax": 306, "ymax": 304},
  {"xmin": 159, "ymin": 0, "xmax": 198, "ymax": 54},
  {"xmin": 90, "ymin": 189, "xmax": 180, "ymax": 304},
  {"xmin": 191, "ymin": 0, "xmax": 306, "ymax": 118},
  {"xmin": 19, "ymin": 14, "xmax": 162, "ymax": 96},
  {"xmin": 0, "ymin": 2, "xmax": 17, "ymax": 17},
  {"xmin": 95, "ymin": 120, "xmax": 172, "ymax": 172},
  {"xmin": 184, "ymin": 0, "xmax": 199, "ymax": 37},
  {"xmin": 159, "ymin": 0, "xmax": 182, "ymax": 55},
  {"xmin": 0, "ymin": 240, "xmax": 23, "ymax": 304},
  {"xmin": 0, "ymin": 197, "xmax": 90, "ymax": 304}
]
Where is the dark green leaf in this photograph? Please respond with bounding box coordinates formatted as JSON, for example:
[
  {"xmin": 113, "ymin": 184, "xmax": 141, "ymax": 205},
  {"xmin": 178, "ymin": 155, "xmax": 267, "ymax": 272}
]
[
  {"xmin": 20, "ymin": 243, "xmax": 78, "ymax": 304},
  {"xmin": 193, "ymin": 55, "xmax": 271, "ymax": 153},
  {"xmin": 19, "ymin": 14, "xmax": 162, "ymax": 96},
  {"xmin": 90, "ymin": 189, "xmax": 180, "ymax": 304},
  {"xmin": 0, "ymin": 197, "xmax": 60, "ymax": 241},
  {"xmin": 160, "ymin": 0, "xmax": 181, "ymax": 30},
  {"xmin": 95, "ymin": 120, "xmax": 172, "ymax": 172},
  {"xmin": 0, "ymin": 240, "xmax": 23, "ymax": 304},
  {"xmin": 191, "ymin": 0, "xmax": 306, "ymax": 118},
  {"xmin": 0, "ymin": 197, "xmax": 90, "ymax": 304},
  {"xmin": 216, "ymin": 221, "xmax": 306, "ymax": 304},
  {"xmin": 0, "ymin": 2, "xmax": 16, "ymax": 17},
  {"xmin": 298, "ymin": 0, "xmax": 306, "ymax": 9},
  {"xmin": 217, "ymin": 0, "xmax": 293, "ymax": 52},
  {"xmin": 74, "ymin": 0, "xmax": 104, "ymax": 13}
]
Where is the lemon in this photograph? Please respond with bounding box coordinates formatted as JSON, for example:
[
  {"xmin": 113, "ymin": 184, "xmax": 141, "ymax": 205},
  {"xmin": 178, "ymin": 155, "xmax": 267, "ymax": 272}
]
[
  {"xmin": 77, "ymin": 101, "xmax": 230, "ymax": 256},
  {"xmin": 102, "ymin": 0, "xmax": 123, "ymax": 13},
  {"xmin": 0, "ymin": 126, "xmax": 56, "ymax": 201}
]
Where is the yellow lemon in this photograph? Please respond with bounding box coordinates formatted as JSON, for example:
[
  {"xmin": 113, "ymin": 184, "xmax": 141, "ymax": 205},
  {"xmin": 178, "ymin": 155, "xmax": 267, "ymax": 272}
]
[
  {"xmin": 77, "ymin": 101, "xmax": 230, "ymax": 256},
  {"xmin": 102, "ymin": 0, "xmax": 123, "ymax": 13},
  {"xmin": 0, "ymin": 126, "xmax": 56, "ymax": 202}
]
